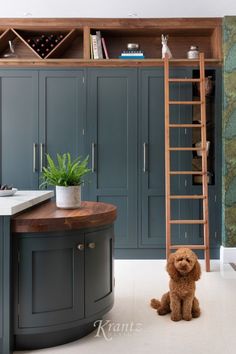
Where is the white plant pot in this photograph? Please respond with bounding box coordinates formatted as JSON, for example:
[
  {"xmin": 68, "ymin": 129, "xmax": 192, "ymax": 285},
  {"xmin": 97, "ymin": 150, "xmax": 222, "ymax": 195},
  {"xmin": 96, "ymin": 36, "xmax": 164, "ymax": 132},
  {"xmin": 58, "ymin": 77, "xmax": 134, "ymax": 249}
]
[{"xmin": 56, "ymin": 185, "xmax": 81, "ymax": 209}]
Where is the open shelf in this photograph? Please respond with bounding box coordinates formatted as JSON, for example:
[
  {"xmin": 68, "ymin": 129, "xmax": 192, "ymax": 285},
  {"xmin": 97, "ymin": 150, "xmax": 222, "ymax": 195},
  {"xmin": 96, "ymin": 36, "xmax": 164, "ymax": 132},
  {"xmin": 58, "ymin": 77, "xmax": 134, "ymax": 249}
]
[
  {"xmin": 0, "ymin": 18, "xmax": 222, "ymax": 66},
  {"xmin": 47, "ymin": 29, "xmax": 83, "ymax": 59},
  {"xmin": 0, "ymin": 29, "xmax": 38, "ymax": 59},
  {"xmin": 91, "ymin": 27, "xmax": 218, "ymax": 60}
]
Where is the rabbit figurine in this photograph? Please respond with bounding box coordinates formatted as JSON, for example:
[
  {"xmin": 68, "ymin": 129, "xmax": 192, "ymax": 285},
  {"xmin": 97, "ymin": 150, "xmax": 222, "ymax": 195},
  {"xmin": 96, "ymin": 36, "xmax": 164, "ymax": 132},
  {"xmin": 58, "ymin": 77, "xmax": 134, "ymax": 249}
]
[{"xmin": 161, "ymin": 34, "xmax": 172, "ymax": 59}]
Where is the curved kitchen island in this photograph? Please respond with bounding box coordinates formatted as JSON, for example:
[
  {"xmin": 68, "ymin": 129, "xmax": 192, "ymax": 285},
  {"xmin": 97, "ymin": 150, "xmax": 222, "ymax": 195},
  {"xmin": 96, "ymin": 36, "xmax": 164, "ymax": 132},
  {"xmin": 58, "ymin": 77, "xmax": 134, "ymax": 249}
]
[{"xmin": 0, "ymin": 194, "xmax": 117, "ymax": 353}]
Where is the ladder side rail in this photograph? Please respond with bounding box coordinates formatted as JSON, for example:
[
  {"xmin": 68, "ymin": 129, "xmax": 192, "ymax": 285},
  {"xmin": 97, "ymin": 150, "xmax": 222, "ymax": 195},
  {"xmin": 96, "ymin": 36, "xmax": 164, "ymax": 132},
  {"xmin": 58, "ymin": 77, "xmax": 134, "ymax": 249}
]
[
  {"xmin": 199, "ymin": 52, "xmax": 210, "ymax": 271},
  {"xmin": 164, "ymin": 55, "xmax": 171, "ymax": 260}
]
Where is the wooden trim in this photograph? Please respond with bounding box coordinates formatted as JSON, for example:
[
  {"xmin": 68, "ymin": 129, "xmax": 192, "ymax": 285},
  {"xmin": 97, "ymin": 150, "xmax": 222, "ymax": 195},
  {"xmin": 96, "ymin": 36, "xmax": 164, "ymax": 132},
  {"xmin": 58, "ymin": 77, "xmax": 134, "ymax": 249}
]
[
  {"xmin": 83, "ymin": 26, "xmax": 90, "ymax": 60},
  {"xmin": 0, "ymin": 58, "xmax": 222, "ymax": 67}
]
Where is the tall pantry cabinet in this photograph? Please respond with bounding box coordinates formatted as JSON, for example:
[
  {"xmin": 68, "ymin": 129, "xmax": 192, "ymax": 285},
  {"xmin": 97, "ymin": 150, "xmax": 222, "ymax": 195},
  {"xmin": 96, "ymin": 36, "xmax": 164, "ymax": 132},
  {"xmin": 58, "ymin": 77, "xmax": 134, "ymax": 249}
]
[
  {"xmin": 0, "ymin": 67, "xmax": 221, "ymax": 257},
  {"xmin": 0, "ymin": 70, "xmax": 85, "ymax": 189}
]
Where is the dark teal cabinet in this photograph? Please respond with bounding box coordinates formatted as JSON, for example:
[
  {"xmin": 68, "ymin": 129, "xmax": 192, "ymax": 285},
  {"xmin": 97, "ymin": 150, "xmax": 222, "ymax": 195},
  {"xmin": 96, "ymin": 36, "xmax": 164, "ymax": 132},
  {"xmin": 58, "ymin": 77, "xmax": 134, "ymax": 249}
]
[
  {"xmin": 0, "ymin": 71, "xmax": 39, "ymax": 189},
  {"xmin": 14, "ymin": 225, "xmax": 114, "ymax": 349},
  {"xmin": 0, "ymin": 70, "xmax": 85, "ymax": 190},
  {"xmin": 0, "ymin": 67, "xmax": 221, "ymax": 257},
  {"xmin": 139, "ymin": 68, "xmax": 193, "ymax": 248},
  {"xmin": 39, "ymin": 71, "xmax": 85, "ymax": 163},
  {"xmin": 85, "ymin": 227, "xmax": 114, "ymax": 316},
  {"xmin": 86, "ymin": 69, "xmax": 138, "ymax": 248},
  {"xmin": 17, "ymin": 232, "xmax": 84, "ymax": 329}
]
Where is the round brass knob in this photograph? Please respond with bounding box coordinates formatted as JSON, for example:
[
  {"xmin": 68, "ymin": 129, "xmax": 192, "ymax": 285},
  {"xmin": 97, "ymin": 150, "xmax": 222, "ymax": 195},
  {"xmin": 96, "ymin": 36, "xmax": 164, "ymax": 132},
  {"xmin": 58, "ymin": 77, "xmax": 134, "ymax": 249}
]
[
  {"xmin": 77, "ymin": 244, "xmax": 84, "ymax": 251},
  {"xmin": 88, "ymin": 242, "xmax": 96, "ymax": 249}
]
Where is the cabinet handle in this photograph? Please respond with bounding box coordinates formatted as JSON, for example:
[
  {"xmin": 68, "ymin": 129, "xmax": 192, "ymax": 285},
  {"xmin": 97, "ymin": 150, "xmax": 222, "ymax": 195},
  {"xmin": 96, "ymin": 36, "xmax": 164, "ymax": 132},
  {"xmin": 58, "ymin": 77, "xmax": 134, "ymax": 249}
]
[
  {"xmin": 143, "ymin": 142, "xmax": 148, "ymax": 172},
  {"xmin": 91, "ymin": 142, "xmax": 96, "ymax": 173},
  {"xmin": 88, "ymin": 242, "xmax": 96, "ymax": 249},
  {"xmin": 77, "ymin": 244, "xmax": 84, "ymax": 251},
  {"xmin": 40, "ymin": 143, "xmax": 44, "ymax": 173},
  {"xmin": 33, "ymin": 143, "xmax": 37, "ymax": 173}
]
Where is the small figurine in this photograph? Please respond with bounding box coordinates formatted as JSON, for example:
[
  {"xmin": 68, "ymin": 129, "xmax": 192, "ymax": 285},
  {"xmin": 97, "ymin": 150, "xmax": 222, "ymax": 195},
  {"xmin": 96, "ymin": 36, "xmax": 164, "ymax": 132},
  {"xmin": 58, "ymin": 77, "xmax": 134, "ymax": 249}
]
[{"xmin": 161, "ymin": 34, "xmax": 172, "ymax": 59}]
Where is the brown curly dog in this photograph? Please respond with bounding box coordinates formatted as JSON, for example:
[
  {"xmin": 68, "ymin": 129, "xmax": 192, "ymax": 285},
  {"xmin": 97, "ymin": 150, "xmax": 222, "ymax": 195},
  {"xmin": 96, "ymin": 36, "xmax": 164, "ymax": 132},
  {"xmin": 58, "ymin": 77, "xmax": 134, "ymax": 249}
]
[{"xmin": 150, "ymin": 248, "xmax": 201, "ymax": 321}]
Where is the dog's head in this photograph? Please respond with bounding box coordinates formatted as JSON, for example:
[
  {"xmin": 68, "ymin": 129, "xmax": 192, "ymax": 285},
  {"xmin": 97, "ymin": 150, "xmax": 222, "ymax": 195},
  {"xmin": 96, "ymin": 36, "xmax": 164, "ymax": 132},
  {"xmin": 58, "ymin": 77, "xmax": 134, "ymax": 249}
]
[{"xmin": 167, "ymin": 248, "xmax": 201, "ymax": 281}]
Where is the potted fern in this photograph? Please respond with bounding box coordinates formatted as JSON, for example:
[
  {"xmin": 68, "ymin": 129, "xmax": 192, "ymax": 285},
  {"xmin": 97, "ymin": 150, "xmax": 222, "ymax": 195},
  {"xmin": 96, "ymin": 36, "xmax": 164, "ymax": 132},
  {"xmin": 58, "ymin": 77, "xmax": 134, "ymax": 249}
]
[{"xmin": 41, "ymin": 153, "xmax": 90, "ymax": 209}]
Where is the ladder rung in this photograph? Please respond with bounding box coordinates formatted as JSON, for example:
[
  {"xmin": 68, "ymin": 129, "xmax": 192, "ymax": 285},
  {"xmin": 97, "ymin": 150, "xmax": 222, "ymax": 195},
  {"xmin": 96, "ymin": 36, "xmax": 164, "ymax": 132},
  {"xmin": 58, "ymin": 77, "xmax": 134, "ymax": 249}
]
[
  {"xmin": 169, "ymin": 195, "xmax": 206, "ymax": 199},
  {"xmin": 169, "ymin": 245, "xmax": 206, "ymax": 250},
  {"xmin": 168, "ymin": 78, "xmax": 201, "ymax": 83},
  {"xmin": 170, "ymin": 220, "xmax": 206, "ymax": 224},
  {"xmin": 169, "ymin": 101, "xmax": 202, "ymax": 105},
  {"xmin": 169, "ymin": 124, "xmax": 203, "ymax": 128},
  {"xmin": 169, "ymin": 147, "xmax": 204, "ymax": 151},
  {"xmin": 170, "ymin": 171, "xmax": 204, "ymax": 175}
]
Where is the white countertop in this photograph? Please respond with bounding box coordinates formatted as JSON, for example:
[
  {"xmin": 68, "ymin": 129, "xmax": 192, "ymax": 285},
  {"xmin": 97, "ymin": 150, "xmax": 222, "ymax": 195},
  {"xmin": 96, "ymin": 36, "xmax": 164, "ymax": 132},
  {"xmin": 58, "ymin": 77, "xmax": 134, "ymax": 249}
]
[{"xmin": 0, "ymin": 190, "xmax": 54, "ymax": 216}]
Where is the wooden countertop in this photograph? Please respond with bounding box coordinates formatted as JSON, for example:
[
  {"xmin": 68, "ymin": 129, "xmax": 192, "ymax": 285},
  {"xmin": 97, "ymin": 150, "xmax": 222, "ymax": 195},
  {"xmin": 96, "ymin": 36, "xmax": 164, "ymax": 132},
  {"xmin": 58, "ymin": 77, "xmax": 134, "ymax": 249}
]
[{"xmin": 11, "ymin": 201, "xmax": 117, "ymax": 233}]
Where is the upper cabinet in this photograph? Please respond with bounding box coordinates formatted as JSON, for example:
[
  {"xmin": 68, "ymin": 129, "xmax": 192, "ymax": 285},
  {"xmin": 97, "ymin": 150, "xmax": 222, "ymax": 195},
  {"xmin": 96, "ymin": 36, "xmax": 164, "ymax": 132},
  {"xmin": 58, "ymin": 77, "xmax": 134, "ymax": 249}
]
[{"xmin": 0, "ymin": 18, "xmax": 222, "ymax": 67}]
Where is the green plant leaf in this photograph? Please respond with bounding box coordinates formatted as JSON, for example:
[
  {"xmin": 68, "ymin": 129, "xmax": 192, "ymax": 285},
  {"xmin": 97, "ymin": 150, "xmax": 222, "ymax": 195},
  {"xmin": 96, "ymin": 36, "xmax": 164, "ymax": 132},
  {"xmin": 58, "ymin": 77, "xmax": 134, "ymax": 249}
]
[{"xmin": 40, "ymin": 153, "xmax": 91, "ymax": 188}]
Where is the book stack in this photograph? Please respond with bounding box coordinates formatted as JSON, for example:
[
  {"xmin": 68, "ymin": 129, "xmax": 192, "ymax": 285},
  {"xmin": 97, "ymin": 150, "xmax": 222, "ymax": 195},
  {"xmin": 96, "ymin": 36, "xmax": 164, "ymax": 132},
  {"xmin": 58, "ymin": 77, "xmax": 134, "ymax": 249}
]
[
  {"xmin": 119, "ymin": 50, "xmax": 145, "ymax": 59},
  {"xmin": 90, "ymin": 31, "xmax": 109, "ymax": 59}
]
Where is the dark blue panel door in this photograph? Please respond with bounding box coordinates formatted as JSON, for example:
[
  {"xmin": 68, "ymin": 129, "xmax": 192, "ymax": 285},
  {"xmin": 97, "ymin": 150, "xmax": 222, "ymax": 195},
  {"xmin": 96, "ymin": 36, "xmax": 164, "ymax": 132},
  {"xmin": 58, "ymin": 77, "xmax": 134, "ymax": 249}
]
[
  {"xmin": 86, "ymin": 69, "xmax": 138, "ymax": 248},
  {"xmin": 17, "ymin": 232, "xmax": 84, "ymax": 329},
  {"xmin": 0, "ymin": 70, "xmax": 38, "ymax": 189},
  {"xmin": 39, "ymin": 70, "xmax": 85, "ymax": 173},
  {"xmin": 85, "ymin": 226, "xmax": 114, "ymax": 316},
  {"xmin": 140, "ymin": 68, "xmax": 192, "ymax": 247}
]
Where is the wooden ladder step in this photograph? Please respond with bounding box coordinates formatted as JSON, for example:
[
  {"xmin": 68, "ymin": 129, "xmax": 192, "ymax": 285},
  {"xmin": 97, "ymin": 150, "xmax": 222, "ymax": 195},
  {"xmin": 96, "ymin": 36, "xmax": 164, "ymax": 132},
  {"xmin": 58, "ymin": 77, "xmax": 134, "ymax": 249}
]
[
  {"xmin": 170, "ymin": 245, "xmax": 206, "ymax": 250},
  {"xmin": 169, "ymin": 195, "xmax": 206, "ymax": 199},
  {"xmin": 169, "ymin": 147, "xmax": 204, "ymax": 151},
  {"xmin": 169, "ymin": 124, "xmax": 203, "ymax": 128},
  {"xmin": 168, "ymin": 78, "xmax": 201, "ymax": 83},
  {"xmin": 170, "ymin": 171, "xmax": 204, "ymax": 175},
  {"xmin": 170, "ymin": 220, "xmax": 206, "ymax": 224},
  {"xmin": 169, "ymin": 101, "xmax": 202, "ymax": 105}
]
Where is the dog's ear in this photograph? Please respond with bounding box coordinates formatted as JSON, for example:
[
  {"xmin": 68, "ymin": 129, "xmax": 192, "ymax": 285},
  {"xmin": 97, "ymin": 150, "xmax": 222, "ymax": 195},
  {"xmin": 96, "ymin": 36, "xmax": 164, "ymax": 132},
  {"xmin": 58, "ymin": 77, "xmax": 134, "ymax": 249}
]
[
  {"xmin": 166, "ymin": 253, "xmax": 180, "ymax": 281},
  {"xmin": 190, "ymin": 260, "xmax": 201, "ymax": 281}
]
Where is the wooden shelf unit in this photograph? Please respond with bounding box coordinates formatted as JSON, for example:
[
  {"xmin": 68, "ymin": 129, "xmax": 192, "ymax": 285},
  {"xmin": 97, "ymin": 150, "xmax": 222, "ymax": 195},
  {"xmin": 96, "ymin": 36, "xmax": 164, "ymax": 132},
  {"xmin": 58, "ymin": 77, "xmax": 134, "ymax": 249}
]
[{"xmin": 0, "ymin": 18, "xmax": 222, "ymax": 66}]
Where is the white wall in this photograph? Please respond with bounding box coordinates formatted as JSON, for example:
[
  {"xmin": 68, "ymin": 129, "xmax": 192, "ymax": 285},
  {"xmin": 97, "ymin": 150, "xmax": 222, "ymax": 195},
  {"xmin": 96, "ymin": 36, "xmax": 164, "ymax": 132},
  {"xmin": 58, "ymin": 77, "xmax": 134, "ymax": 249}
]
[{"xmin": 1, "ymin": 0, "xmax": 236, "ymax": 18}]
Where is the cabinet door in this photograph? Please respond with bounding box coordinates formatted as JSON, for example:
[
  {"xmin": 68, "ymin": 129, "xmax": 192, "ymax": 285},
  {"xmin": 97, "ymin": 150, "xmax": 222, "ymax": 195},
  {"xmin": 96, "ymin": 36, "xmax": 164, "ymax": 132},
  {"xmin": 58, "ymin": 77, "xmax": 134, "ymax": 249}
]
[
  {"xmin": 39, "ymin": 70, "xmax": 85, "ymax": 168},
  {"xmin": 86, "ymin": 69, "xmax": 138, "ymax": 248},
  {"xmin": 85, "ymin": 226, "xmax": 114, "ymax": 317},
  {"xmin": 0, "ymin": 70, "xmax": 38, "ymax": 189},
  {"xmin": 17, "ymin": 232, "xmax": 84, "ymax": 329},
  {"xmin": 140, "ymin": 68, "xmax": 192, "ymax": 247}
]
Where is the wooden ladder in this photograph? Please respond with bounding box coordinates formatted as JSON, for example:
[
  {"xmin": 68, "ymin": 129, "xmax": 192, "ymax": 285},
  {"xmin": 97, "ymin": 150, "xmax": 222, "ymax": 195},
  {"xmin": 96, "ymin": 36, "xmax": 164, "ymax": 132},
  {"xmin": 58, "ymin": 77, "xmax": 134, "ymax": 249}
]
[{"xmin": 164, "ymin": 53, "xmax": 210, "ymax": 272}]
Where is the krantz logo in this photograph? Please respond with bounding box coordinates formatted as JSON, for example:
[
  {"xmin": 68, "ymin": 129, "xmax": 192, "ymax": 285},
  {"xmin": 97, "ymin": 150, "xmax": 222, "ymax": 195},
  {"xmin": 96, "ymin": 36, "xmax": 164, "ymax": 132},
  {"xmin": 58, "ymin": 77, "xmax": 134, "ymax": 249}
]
[{"xmin": 94, "ymin": 320, "xmax": 143, "ymax": 341}]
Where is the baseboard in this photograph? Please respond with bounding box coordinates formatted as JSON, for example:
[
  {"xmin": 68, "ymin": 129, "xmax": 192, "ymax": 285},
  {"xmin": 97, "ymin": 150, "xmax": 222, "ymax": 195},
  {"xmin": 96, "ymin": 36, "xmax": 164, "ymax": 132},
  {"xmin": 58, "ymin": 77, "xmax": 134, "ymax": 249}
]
[
  {"xmin": 115, "ymin": 247, "xmax": 220, "ymax": 260},
  {"xmin": 220, "ymin": 245, "xmax": 236, "ymax": 263}
]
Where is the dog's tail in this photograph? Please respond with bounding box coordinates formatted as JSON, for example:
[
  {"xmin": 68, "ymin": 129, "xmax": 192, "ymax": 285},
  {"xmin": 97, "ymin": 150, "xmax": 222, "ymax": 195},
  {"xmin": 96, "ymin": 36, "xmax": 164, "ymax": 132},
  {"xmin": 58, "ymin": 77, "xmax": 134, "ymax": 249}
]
[{"xmin": 150, "ymin": 298, "xmax": 161, "ymax": 310}]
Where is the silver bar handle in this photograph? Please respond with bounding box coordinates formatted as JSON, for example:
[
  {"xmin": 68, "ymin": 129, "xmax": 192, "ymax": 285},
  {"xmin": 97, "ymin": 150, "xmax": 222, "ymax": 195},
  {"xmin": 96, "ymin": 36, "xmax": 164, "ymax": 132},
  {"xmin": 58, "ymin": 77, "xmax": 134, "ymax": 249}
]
[
  {"xmin": 33, "ymin": 143, "xmax": 37, "ymax": 173},
  {"xmin": 92, "ymin": 142, "xmax": 96, "ymax": 173},
  {"xmin": 143, "ymin": 142, "xmax": 148, "ymax": 172},
  {"xmin": 40, "ymin": 143, "xmax": 44, "ymax": 173}
]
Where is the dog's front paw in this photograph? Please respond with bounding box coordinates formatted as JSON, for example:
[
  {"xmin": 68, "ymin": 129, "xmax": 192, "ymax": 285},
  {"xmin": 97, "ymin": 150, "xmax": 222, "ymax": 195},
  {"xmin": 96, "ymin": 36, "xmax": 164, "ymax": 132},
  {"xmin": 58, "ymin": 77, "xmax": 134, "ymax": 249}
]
[
  {"xmin": 171, "ymin": 314, "xmax": 182, "ymax": 322},
  {"xmin": 183, "ymin": 313, "xmax": 192, "ymax": 321}
]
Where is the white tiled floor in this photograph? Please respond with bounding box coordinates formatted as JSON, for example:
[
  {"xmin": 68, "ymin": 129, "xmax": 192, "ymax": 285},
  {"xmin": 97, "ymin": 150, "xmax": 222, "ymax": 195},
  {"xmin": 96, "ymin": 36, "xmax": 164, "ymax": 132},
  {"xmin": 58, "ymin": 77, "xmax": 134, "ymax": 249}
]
[{"xmin": 16, "ymin": 260, "xmax": 236, "ymax": 354}]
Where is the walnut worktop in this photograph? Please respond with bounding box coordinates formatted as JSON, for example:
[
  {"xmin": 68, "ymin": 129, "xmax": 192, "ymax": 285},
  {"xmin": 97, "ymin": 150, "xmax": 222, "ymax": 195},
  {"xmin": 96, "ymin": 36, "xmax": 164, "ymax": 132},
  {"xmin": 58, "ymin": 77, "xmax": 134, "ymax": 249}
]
[{"xmin": 11, "ymin": 201, "xmax": 117, "ymax": 233}]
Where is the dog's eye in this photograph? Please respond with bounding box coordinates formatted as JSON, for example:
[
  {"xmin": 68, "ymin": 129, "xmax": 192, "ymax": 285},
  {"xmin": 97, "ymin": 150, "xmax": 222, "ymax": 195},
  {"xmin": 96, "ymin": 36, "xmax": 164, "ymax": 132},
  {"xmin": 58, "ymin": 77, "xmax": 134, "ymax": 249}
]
[
  {"xmin": 186, "ymin": 259, "xmax": 190, "ymax": 263},
  {"xmin": 178, "ymin": 258, "xmax": 183, "ymax": 261}
]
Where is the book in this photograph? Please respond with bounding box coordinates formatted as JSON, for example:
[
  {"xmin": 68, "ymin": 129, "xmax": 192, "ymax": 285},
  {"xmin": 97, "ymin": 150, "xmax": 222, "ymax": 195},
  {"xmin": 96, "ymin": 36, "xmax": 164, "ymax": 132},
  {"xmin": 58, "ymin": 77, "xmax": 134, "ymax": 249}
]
[
  {"xmin": 96, "ymin": 31, "xmax": 103, "ymax": 59},
  {"xmin": 91, "ymin": 35, "xmax": 99, "ymax": 59},
  {"xmin": 120, "ymin": 53, "xmax": 144, "ymax": 57},
  {"xmin": 119, "ymin": 55, "xmax": 145, "ymax": 59},
  {"xmin": 90, "ymin": 34, "xmax": 94, "ymax": 59},
  {"xmin": 101, "ymin": 37, "xmax": 109, "ymax": 59}
]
